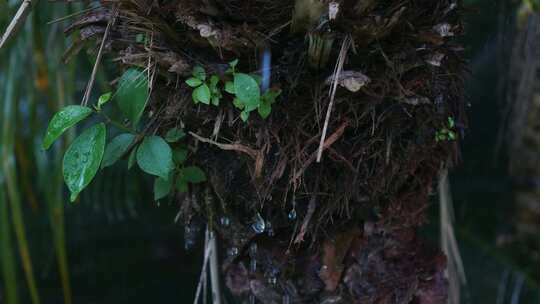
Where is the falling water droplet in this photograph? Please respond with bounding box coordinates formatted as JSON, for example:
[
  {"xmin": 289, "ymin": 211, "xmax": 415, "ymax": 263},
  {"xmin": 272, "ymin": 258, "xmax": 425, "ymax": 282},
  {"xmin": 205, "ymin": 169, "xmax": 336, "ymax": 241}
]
[
  {"xmin": 267, "ymin": 265, "xmax": 279, "ymax": 286},
  {"xmin": 184, "ymin": 220, "xmax": 202, "ymax": 251},
  {"xmin": 227, "ymin": 247, "xmax": 239, "ymax": 257},
  {"xmin": 288, "ymin": 208, "xmax": 297, "ymax": 220},
  {"xmin": 249, "ymin": 243, "xmax": 258, "ymax": 258},
  {"xmin": 282, "ymin": 294, "xmax": 290, "ymax": 304},
  {"xmin": 266, "ymin": 221, "xmax": 274, "ymax": 237},
  {"xmin": 250, "ymin": 259, "xmax": 257, "ymax": 272},
  {"xmin": 267, "ymin": 275, "xmax": 277, "ymax": 286},
  {"xmin": 261, "ymin": 48, "xmax": 272, "ymax": 92},
  {"xmin": 251, "ymin": 212, "xmax": 266, "ymax": 234},
  {"xmin": 219, "ymin": 216, "xmax": 230, "ymax": 227}
]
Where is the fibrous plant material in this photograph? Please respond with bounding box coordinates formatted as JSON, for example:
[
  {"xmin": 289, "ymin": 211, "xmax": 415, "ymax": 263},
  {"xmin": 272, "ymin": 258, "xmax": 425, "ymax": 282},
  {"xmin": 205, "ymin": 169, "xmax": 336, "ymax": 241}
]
[{"xmin": 63, "ymin": 0, "xmax": 466, "ymax": 303}]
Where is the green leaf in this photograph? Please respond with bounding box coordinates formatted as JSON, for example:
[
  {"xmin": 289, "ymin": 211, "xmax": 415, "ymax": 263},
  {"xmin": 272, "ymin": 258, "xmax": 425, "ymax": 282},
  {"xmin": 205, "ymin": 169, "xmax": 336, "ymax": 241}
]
[
  {"xmin": 225, "ymin": 81, "xmax": 235, "ymax": 94},
  {"xmin": 43, "ymin": 105, "xmax": 93, "ymax": 150},
  {"xmin": 98, "ymin": 92, "xmax": 112, "ymax": 109},
  {"xmin": 229, "ymin": 59, "xmax": 239, "ymax": 68},
  {"xmin": 209, "ymin": 75, "xmax": 220, "ymax": 92},
  {"xmin": 448, "ymin": 116, "xmax": 455, "ymax": 128},
  {"xmin": 128, "ymin": 146, "xmax": 137, "ymax": 169},
  {"xmin": 192, "ymin": 66, "xmax": 206, "ymax": 81},
  {"xmin": 116, "ymin": 68, "xmax": 149, "ymax": 126},
  {"xmin": 182, "ymin": 166, "xmax": 207, "ymax": 183},
  {"xmin": 234, "ymin": 73, "xmax": 260, "ymax": 106},
  {"xmin": 447, "ymin": 131, "xmax": 456, "ymax": 140},
  {"xmin": 136, "ymin": 136, "xmax": 174, "ymax": 179},
  {"xmin": 154, "ymin": 176, "xmax": 172, "ymax": 201},
  {"xmin": 262, "ymin": 89, "xmax": 282, "ymax": 104},
  {"xmin": 101, "ymin": 133, "xmax": 135, "ymax": 169},
  {"xmin": 233, "ymin": 98, "xmax": 245, "ymax": 109},
  {"xmin": 173, "ymin": 148, "xmax": 188, "ymax": 164},
  {"xmin": 245, "ymin": 103, "xmax": 258, "ymax": 112},
  {"xmin": 240, "ymin": 110, "xmax": 250, "ymax": 122},
  {"xmin": 63, "ymin": 123, "xmax": 106, "ymax": 202},
  {"xmin": 258, "ymin": 100, "xmax": 272, "ymax": 119},
  {"xmin": 165, "ymin": 128, "xmax": 186, "ymax": 143},
  {"xmin": 185, "ymin": 77, "xmax": 203, "ymax": 88},
  {"xmin": 211, "ymin": 96, "xmax": 220, "ymax": 106},
  {"xmin": 193, "ymin": 84, "xmax": 211, "ymax": 104},
  {"xmin": 250, "ymin": 74, "xmax": 263, "ymax": 86},
  {"xmin": 176, "ymin": 179, "xmax": 188, "ymax": 193}
]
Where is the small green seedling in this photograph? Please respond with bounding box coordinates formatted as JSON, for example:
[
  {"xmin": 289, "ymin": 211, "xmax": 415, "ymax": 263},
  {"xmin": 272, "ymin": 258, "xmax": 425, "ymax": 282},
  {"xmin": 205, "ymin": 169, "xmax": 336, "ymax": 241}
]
[
  {"xmin": 435, "ymin": 116, "xmax": 457, "ymax": 142},
  {"xmin": 185, "ymin": 66, "xmax": 222, "ymax": 106},
  {"xmin": 186, "ymin": 59, "xmax": 281, "ymax": 122}
]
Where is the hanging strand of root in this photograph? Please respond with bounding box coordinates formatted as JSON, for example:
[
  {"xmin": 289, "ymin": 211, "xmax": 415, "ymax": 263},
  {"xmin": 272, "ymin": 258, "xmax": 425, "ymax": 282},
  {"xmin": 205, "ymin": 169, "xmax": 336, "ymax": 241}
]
[
  {"xmin": 316, "ymin": 35, "xmax": 351, "ymax": 162},
  {"xmin": 0, "ymin": 0, "xmax": 36, "ymax": 49}
]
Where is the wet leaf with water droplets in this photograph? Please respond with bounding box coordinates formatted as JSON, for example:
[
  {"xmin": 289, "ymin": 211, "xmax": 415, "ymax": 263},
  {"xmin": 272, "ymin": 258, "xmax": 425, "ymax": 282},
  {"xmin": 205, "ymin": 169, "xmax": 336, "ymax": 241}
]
[
  {"xmin": 234, "ymin": 73, "xmax": 260, "ymax": 106},
  {"xmin": 42, "ymin": 105, "xmax": 93, "ymax": 150},
  {"xmin": 101, "ymin": 133, "xmax": 135, "ymax": 169},
  {"xmin": 63, "ymin": 123, "xmax": 106, "ymax": 202},
  {"xmin": 116, "ymin": 68, "xmax": 149, "ymax": 126},
  {"xmin": 136, "ymin": 136, "xmax": 173, "ymax": 179}
]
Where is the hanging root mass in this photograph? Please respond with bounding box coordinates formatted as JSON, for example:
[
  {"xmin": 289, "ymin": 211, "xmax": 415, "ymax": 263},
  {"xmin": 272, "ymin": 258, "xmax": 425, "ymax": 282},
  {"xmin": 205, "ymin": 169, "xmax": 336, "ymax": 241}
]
[{"xmin": 65, "ymin": 1, "xmax": 466, "ymax": 303}]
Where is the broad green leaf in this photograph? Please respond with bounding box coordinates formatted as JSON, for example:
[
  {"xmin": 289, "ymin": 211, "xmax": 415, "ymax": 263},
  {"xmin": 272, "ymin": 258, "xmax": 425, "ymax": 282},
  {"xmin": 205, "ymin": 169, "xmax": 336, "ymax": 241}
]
[
  {"xmin": 234, "ymin": 73, "xmax": 260, "ymax": 106},
  {"xmin": 128, "ymin": 146, "xmax": 138, "ymax": 169},
  {"xmin": 63, "ymin": 123, "xmax": 106, "ymax": 202},
  {"xmin": 225, "ymin": 81, "xmax": 235, "ymax": 94},
  {"xmin": 154, "ymin": 177, "xmax": 172, "ymax": 201},
  {"xmin": 185, "ymin": 77, "xmax": 203, "ymax": 87},
  {"xmin": 182, "ymin": 166, "xmax": 207, "ymax": 183},
  {"xmin": 98, "ymin": 92, "xmax": 112, "ymax": 108},
  {"xmin": 136, "ymin": 136, "xmax": 174, "ymax": 179},
  {"xmin": 258, "ymin": 100, "xmax": 272, "ymax": 119},
  {"xmin": 240, "ymin": 110, "xmax": 250, "ymax": 122},
  {"xmin": 173, "ymin": 148, "xmax": 188, "ymax": 164},
  {"xmin": 101, "ymin": 133, "xmax": 135, "ymax": 169},
  {"xmin": 42, "ymin": 105, "xmax": 93, "ymax": 150},
  {"xmin": 193, "ymin": 84, "xmax": 211, "ymax": 104},
  {"xmin": 192, "ymin": 66, "xmax": 206, "ymax": 81},
  {"xmin": 116, "ymin": 68, "xmax": 149, "ymax": 126},
  {"xmin": 165, "ymin": 128, "xmax": 186, "ymax": 143},
  {"xmin": 176, "ymin": 179, "xmax": 188, "ymax": 193}
]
